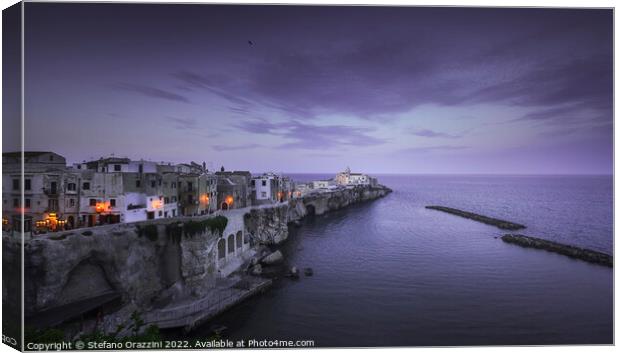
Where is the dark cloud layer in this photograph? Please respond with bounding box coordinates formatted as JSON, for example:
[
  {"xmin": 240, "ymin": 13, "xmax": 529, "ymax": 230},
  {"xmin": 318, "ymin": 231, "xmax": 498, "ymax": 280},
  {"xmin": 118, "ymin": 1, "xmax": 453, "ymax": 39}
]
[{"xmin": 22, "ymin": 4, "xmax": 613, "ymax": 173}]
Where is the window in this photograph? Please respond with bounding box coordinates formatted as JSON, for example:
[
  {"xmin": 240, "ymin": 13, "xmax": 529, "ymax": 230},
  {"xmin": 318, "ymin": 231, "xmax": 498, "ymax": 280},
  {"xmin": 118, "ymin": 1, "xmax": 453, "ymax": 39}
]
[
  {"xmin": 114, "ymin": 164, "xmax": 121, "ymax": 171},
  {"xmin": 172, "ymin": 196, "xmax": 177, "ymax": 202},
  {"xmin": 89, "ymin": 199, "xmax": 97, "ymax": 206},
  {"xmin": 136, "ymin": 179, "xmax": 141, "ymax": 188},
  {"xmin": 67, "ymin": 183, "xmax": 76, "ymax": 191},
  {"xmin": 25, "ymin": 179, "xmax": 31, "ymax": 191},
  {"xmin": 262, "ymin": 180, "xmax": 267, "ymax": 186},
  {"xmin": 12, "ymin": 179, "xmax": 19, "ymax": 190},
  {"xmin": 151, "ymin": 180, "xmax": 156, "ymax": 188},
  {"xmin": 139, "ymin": 164, "xmax": 143, "ymax": 173},
  {"xmin": 50, "ymin": 182, "xmax": 57, "ymax": 194},
  {"xmin": 158, "ymin": 211, "xmax": 162, "ymax": 217},
  {"xmin": 164, "ymin": 197, "xmax": 169, "ymax": 204},
  {"xmin": 172, "ymin": 182, "xmax": 176, "ymax": 188},
  {"xmin": 188, "ymin": 195, "xmax": 193, "ymax": 203},
  {"xmin": 261, "ymin": 192, "xmax": 267, "ymax": 197},
  {"xmin": 49, "ymin": 155, "xmax": 54, "ymax": 161},
  {"xmin": 13, "ymin": 199, "xmax": 19, "ymax": 207},
  {"xmin": 69, "ymin": 198, "xmax": 75, "ymax": 207},
  {"xmin": 25, "ymin": 199, "xmax": 31, "ymax": 208},
  {"xmin": 82, "ymin": 182, "xmax": 90, "ymax": 190},
  {"xmin": 110, "ymin": 199, "xmax": 116, "ymax": 207},
  {"xmin": 251, "ymin": 180, "xmax": 255, "ymax": 186},
  {"xmin": 48, "ymin": 199, "xmax": 58, "ymax": 211},
  {"xmin": 187, "ymin": 182, "xmax": 193, "ymax": 191}
]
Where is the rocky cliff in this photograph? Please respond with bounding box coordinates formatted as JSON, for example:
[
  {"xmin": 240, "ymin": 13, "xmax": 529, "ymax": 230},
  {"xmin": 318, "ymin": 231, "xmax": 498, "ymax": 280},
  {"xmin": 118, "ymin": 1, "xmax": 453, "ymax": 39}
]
[
  {"xmin": 246, "ymin": 185, "xmax": 392, "ymax": 245},
  {"xmin": 8, "ymin": 183, "xmax": 391, "ymax": 333}
]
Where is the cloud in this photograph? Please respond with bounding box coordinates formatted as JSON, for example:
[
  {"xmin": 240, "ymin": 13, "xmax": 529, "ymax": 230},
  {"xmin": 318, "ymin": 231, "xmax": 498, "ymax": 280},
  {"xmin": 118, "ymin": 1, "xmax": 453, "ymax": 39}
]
[
  {"xmin": 165, "ymin": 116, "xmax": 197, "ymax": 130},
  {"xmin": 172, "ymin": 71, "xmax": 253, "ymax": 108},
  {"xmin": 397, "ymin": 145, "xmax": 470, "ymax": 154},
  {"xmin": 168, "ymin": 12, "xmax": 611, "ymax": 125},
  {"xmin": 234, "ymin": 119, "xmax": 387, "ymax": 150},
  {"xmin": 112, "ymin": 83, "xmax": 190, "ymax": 103},
  {"xmin": 410, "ymin": 129, "xmax": 460, "ymax": 139},
  {"xmin": 211, "ymin": 143, "xmax": 263, "ymax": 151}
]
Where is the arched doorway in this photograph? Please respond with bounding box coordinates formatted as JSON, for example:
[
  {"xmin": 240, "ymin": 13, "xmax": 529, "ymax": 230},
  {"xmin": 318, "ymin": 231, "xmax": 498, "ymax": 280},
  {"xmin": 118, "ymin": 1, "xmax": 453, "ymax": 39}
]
[
  {"xmin": 221, "ymin": 202, "xmax": 229, "ymax": 210},
  {"xmin": 217, "ymin": 238, "xmax": 226, "ymax": 260},
  {"xmin": 306, "ymin": 204, "xmax": 316, "ymax": 217},
  {"xmin": 227, "ymin": 234, "xmax": 235, "ymax": 254},
  {"xmin": 236, "ymin": 231, "xmax": 242, "ymax": 249}
]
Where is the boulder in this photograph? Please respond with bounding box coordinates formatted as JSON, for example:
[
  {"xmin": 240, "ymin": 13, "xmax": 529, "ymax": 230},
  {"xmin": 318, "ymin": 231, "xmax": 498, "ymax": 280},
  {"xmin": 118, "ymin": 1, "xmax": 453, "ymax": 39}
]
[
  {"xmin": 250, "ymin": 264, "xmax": 262, "ymax": 276},
  {"xmin": 261, "ymin": 250, "xmax": 284, "ymax": 265}
]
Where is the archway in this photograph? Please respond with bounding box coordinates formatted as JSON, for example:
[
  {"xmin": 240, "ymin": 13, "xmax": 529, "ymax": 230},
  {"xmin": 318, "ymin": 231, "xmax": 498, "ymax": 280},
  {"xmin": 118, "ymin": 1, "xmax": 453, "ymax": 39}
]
[
  {"xmin": 227, "ymin": 234, "xmax": 235, "ymax": 254},
  {"xmin": 236, "ymin": 231, "xmax": 242, "ymax": 249},
  {"xmin": 306, "ymin": 204, "xmax": 316, "ymax": 217},
  {"xmin": 221, "ymin": 202, "xmax": 229, "ymax": 210},
  {"xmin": 217, "ymin": 238, "xmax": 226, "ymax": 260}
]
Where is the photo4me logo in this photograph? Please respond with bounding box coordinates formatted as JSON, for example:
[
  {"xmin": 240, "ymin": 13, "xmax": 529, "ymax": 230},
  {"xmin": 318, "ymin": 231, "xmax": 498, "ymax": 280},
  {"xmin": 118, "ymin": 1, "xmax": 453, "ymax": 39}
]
[{"xmin": 3, "ymin": 334, "xmax": 17, "ymax": 347}]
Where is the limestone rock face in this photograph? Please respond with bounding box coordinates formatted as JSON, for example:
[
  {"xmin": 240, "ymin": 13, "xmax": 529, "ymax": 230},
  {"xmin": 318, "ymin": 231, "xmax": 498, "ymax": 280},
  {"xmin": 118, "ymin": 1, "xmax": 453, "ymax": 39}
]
[
  {"xmin": 18, "ymin": 218, "xmax": 224, "ymax": 316},
  {"xmin": 244, "ymin": 204, "xmax": 290, "ymax": 245}
]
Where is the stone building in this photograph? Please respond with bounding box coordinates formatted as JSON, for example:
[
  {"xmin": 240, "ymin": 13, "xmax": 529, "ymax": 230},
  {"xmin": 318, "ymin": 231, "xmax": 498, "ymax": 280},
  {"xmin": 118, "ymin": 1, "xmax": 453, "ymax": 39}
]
[
  {"xmin": 215, "ymin": 171, "xmax": 252, "ymax": 210},
  {"xmin": 75, "ymin": 158, "xmax": 164, "ymax": 226},
  {"xmin": 2, "ymin": 152, "xmax": 73, "ymax": 233}
]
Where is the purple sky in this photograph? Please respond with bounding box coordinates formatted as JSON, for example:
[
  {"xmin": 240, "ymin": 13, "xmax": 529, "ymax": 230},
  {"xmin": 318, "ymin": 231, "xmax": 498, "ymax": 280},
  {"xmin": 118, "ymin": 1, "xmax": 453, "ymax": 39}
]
[{"xmin": 11, "ymin": 4, "xmax": 613, "ymax": 174}]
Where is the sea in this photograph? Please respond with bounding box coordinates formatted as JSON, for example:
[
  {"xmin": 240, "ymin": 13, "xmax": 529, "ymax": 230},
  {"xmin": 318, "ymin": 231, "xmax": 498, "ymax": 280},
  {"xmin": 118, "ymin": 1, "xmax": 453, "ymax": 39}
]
[{"xmin": 190, "ymin": 174, "xmax": 613, "ymax": 346}]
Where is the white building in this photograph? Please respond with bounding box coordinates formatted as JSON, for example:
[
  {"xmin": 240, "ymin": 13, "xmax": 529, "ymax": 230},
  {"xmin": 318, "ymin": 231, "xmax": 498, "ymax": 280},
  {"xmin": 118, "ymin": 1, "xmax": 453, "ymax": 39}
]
[
  {"xmin": 251, "ymin": 173, "xmax": 290, "ymax": 204},
  {"xmin": 311, "ymin": 179, "xmax": 336, "ymax": 190},
  {"xmin": 335, "ymin": 167, "xmax": 376, "ymax": 186}
]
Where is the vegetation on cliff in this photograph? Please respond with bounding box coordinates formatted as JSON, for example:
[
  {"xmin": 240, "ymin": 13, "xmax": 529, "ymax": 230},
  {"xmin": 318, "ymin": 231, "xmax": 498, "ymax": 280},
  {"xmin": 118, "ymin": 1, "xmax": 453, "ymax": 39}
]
[{"xmin": 135, "ymin": 216, "xmax": 229, "ymax": 243}]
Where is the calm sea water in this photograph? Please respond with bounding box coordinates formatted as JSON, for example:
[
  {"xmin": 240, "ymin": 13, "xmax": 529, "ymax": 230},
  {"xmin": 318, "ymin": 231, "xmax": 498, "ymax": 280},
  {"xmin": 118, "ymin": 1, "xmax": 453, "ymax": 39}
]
[{"xmin": 193, "ymin": 175, "xmax": 613, "ymax": 346}]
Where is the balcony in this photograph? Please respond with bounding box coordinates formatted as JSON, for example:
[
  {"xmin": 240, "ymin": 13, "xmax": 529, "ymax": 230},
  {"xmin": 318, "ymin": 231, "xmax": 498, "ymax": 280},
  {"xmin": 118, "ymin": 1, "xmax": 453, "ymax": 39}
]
[{"xmin": 43, "ymin": 188, "xmax": 59, "ymax": 196}]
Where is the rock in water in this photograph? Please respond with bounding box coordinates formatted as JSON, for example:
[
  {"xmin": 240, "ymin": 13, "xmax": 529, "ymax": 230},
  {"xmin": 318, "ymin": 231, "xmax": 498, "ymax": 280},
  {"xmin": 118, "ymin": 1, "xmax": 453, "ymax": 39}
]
[
  {"xmin": 304, "ymin": 268, "xmax": 313, "ymax": 276},
  {"xmin": 261, "ymin": 250, "xmax": 284, "ymax": 265},
  {"xmin": 289, "ymin": 266, "xmax": 300, "ymax": 279}
]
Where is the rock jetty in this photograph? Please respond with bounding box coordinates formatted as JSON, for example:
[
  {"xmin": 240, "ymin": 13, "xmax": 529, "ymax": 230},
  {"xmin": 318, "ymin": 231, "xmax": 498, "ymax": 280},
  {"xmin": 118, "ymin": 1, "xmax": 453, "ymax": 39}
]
[
  {"xmin": 501, "ymin": 234, "xmax": 612, "ymax": 267},
  {"xmin": 425, "ymin": 206, "xmax": 525, "ymax": 230}
]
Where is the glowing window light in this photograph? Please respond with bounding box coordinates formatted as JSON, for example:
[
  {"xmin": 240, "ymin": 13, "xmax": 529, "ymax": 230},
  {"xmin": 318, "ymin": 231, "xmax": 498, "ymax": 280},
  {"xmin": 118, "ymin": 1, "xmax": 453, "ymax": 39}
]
[
  {"xmin": 151, "ymin": 199, "xmax": 163, "ymax": 209},
  {"xmin": 225, "ymin": 195, "xmax": 234, "ymax": 205},
  {"xmin": 95, "ymin": 203, "xmax": 106, "ymax": 213}
]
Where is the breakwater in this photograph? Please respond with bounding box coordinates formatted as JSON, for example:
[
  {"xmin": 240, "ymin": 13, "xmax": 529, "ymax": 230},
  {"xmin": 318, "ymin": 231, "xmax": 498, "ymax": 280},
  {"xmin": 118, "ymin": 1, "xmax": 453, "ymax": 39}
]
[
  {"xmin": 425, "ymin": 205, "xmax": 526, "ymax": 230},
  {"xmin": 10, "ymin": 184, "xmax": 391, "ymax": 337},
  {"xmin": 501, "ymin": 234, "xmax": 612, "ymax": 267}
]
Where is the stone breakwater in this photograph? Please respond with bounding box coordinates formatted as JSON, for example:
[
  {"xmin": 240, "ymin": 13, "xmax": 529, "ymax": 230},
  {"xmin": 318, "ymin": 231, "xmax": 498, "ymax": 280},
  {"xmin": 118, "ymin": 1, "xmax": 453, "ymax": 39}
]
[
  {"xmin": 501, "ymin": 234, "xmax": 613, "ymax": 267},
  {"xmin": 7, "ymin": 184, "xmax": 391, "ymax": 335},
  {"xmin": 425, "ymin": 206, "xmax": 526, "ymax": 230}
]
